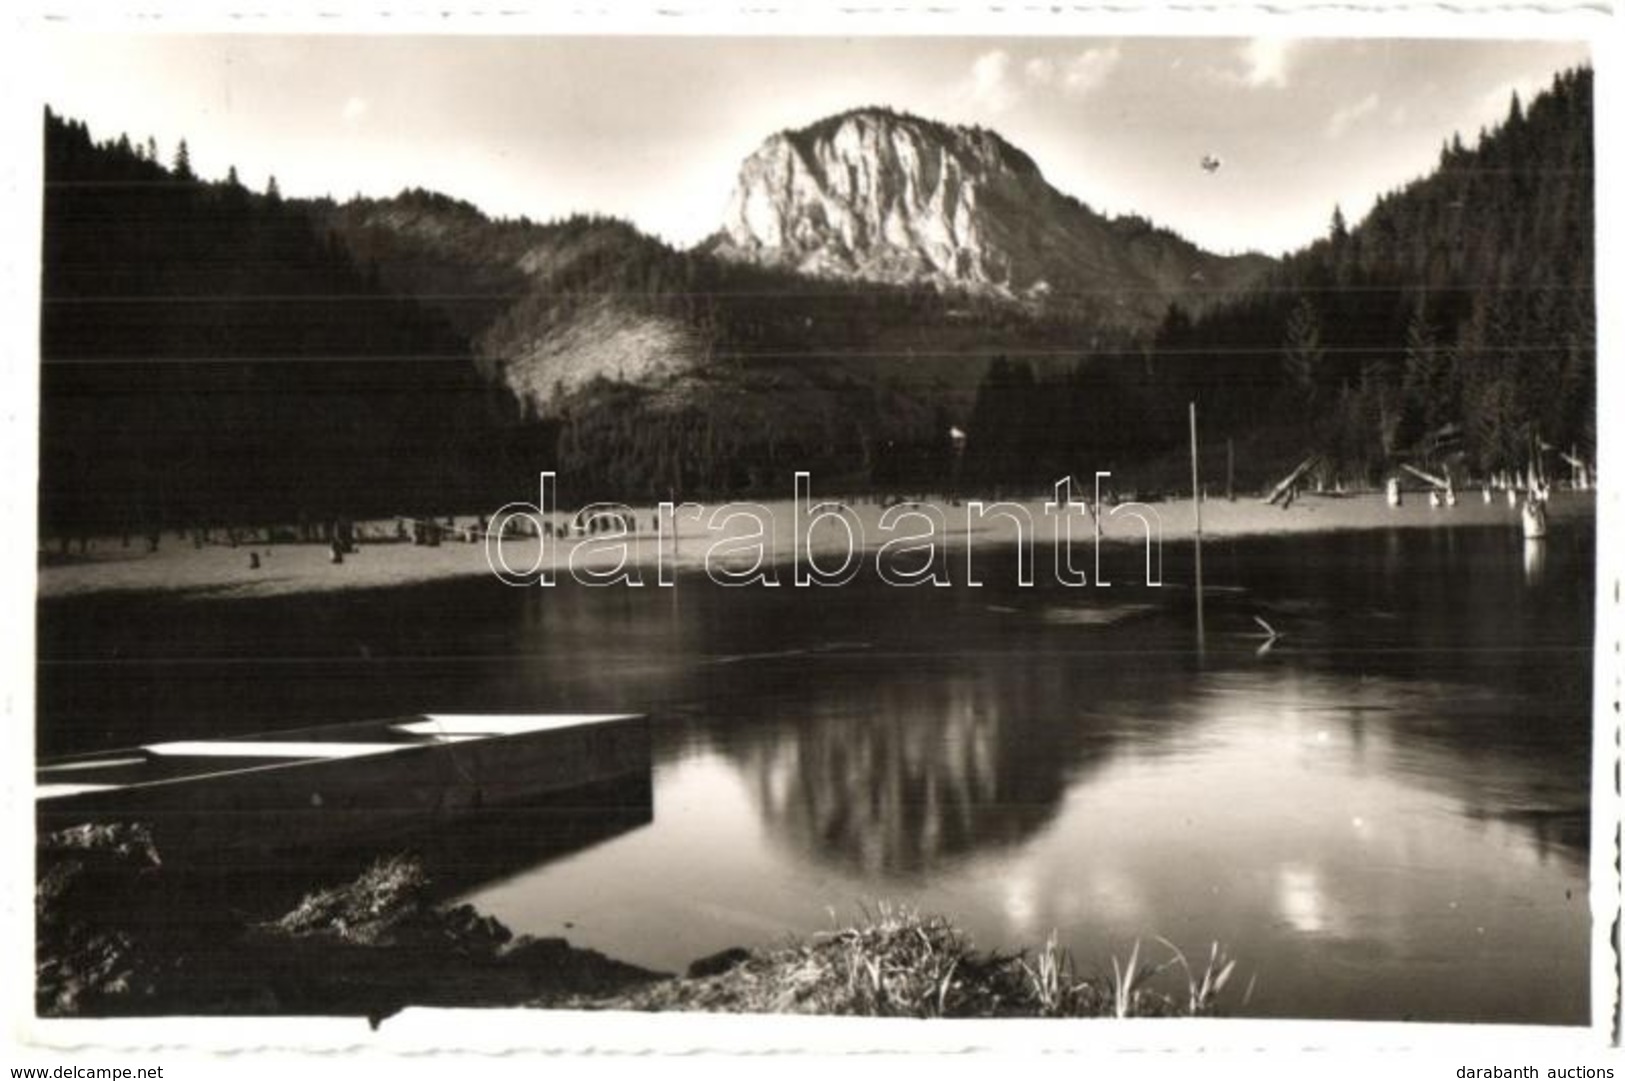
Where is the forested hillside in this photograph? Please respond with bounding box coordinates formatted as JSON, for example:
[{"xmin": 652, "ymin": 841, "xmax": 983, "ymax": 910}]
[
  {"xmin": 316, "ymin": 191, "xmax": 1127, "ymax": 499},
  {"xmin": 38, "ymin": 65, "xmax": 1593, "ymax": 525},
  {"xmin": 958, "ymin": 67, "xmax": 1594, "ymax": 493},
  {"xmin": 40, "ymin": 109, "xmax": 529, "ymax": 536}
]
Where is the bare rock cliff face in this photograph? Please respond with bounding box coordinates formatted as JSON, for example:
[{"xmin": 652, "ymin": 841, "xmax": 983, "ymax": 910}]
[{"xmin": 710, "ymin": 108, "xmax": 1267, "ymax": 322}]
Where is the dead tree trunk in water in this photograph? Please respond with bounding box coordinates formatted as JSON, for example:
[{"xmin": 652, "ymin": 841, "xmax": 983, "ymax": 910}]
[{"xmin": 1263, "ymin": 456, "xmax": 1319, "ymax": 506}]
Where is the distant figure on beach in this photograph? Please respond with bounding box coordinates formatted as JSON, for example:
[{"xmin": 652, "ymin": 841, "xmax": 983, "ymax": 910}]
[
  {"xmin": 249, "ymin": 552, "xmax": 261, "ymax": 570},
  {"xmin": 1386, "ymin": 478, "xmax": 1402, "ymax": 507},
  {"xmin": 329, "ymin": 538, "xmax": 344, "ymax": 564}
]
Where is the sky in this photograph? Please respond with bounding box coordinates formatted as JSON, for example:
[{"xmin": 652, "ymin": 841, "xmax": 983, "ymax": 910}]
[{"xmin": 35, "ymin": 35, "xmax": 1591, "ymax": 257}]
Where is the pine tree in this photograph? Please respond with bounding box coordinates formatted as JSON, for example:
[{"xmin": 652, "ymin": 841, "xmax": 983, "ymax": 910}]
[
  {"xmin": 172, "ymin": 139, "xmax": 193, "ymax": 179},
  {"xmin": 1329, "ymin": 204, "xmax": 1349, "ymax": 244},
  {"xmin": 1401, "ymin": 305, "xmax": 1442, "ymax": 438},
  {"xmin": 1282, "ymin": 298, "xmax": 1323, "ymax": 407}
]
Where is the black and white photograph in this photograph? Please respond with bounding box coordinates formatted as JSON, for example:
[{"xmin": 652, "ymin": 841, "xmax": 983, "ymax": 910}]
[{"xmin": 5, "ymin": 14, "xmax": 1618, "ymax": 1068}]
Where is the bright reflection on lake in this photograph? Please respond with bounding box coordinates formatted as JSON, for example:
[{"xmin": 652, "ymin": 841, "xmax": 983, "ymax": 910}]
[{"xmin": 37, "ymin": 510, "xmax": 1594, "ymax": 1024}]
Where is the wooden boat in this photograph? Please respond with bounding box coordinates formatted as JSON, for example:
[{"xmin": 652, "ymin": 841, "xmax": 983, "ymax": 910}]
[{"xmin": 37, "ymin": 713, "xmax": 649, "ymax": 856}]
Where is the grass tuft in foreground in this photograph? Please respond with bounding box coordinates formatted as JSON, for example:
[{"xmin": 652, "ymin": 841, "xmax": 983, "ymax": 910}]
[
  {"xmin": 39, "ymin": 843, "xmax": 1245, "ymax": 1021},
  {"xmin": 585, "ymin": 902, "xmax": 1246, "ymax": 1018}
]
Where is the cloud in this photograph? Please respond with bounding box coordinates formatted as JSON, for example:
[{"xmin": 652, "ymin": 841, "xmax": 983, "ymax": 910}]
[
  {"xmin": 1238, "ymin": 38, "xmax": 1297, "ymax": 89},
  {"xmin": 1325, "ymin": 93, "xmax": 1380, "ymax": 140},
  {"xmin": 967, "ymin": 49, "xmax": 1018, "ymax": 112},
  {"xmin": 1060, "ymin": 45, "xmax": 1121, "ymax": 97},
  {"xmin": 1023, "ymin": 57, "xmax": 1055, "ymax": 85},
  {"xmin": 973, "ymin": 45, "xmax": 1121, "ymax": 110},
  {"xmin": 341, "ymin": 96, "xmax": 370, "ymax": 123}
]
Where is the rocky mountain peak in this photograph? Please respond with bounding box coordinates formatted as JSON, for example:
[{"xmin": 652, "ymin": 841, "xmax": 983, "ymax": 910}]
[
  {"xmin": 716, "ymin": 108, "xmax": 1047, "ymax": 291},
  {"xmin": 710, "ymin": 107, "xmax": 1269, "ymax": 324},
  {"xmin": 782, "ymin": 107, "xmax": 1042, "ymax": 179}
]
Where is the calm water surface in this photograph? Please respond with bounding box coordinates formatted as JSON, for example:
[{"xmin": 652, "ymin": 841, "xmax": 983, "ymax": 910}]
[{"xmin": 38, "ymin": 512, "xmax": 1595, "ymax": 1024}]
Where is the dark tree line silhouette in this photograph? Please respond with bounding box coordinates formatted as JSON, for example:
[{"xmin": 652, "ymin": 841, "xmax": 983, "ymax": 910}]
[
  {"xmin": 38, "ymin": 66, "xmax": 1593, "ymax": 528},
  {"xmin": 958, "ymin": 67, "xmax": 1594, "ymax": 494},
  {"xmin": 316, "ymin": 187, "xmax": 1125, "ymax": 503},
  {"xmin": 40, "ymin": 109, "xmax": 528, "ymax": 537}
]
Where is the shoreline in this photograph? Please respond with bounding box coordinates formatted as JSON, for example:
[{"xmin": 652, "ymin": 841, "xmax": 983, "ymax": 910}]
[
  {"xmin": 38, "ymin": 834, "xmax": 1238, "ymax": 1021},
  {"xmin": 36, "ymin": 490, "xmax": 1596, "ymax": 603}
]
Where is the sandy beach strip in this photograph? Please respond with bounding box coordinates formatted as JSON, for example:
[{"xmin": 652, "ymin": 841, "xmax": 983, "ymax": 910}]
[{"xmin": 36, "ymin": 489, "xmax": 1594, "ymax": 602}]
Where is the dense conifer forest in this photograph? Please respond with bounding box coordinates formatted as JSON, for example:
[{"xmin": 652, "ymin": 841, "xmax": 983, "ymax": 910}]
[
  {"xmin": 40, "ymin": 110, "xmax": 523, "ymax": 535},
  {"xmin": 37, "ymin": 66, "xmax": 1592, "ymax": 529},
  {"xmin": 957, "ymin": 68, "xmax": 1594, "ymax": 494}
]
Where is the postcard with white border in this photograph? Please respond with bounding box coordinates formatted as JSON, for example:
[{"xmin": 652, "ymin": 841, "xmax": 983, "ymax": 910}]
[{"xmin": 3, "ymin": 3, "xmax": 1620, "ymax": 1071}]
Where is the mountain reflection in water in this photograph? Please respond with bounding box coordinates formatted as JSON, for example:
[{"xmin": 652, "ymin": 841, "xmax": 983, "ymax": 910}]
[
  {"xmin": 730, "ymin": 668, "xmax": 1088, "ymax": 877},
  {"xmin": 37, "ymin": 519, "xmax": 1594, "ymax": 1022}
]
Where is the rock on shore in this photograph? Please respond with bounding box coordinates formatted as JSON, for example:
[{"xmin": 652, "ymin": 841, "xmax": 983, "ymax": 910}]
[{"xmin": 37, "ymin": 829, "xmax": 663, "ymax": 1021}]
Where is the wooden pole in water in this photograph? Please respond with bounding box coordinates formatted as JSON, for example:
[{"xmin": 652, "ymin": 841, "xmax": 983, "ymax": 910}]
[
  {"xmin": 1191, "ymin": 402, "xmax": 1205, "ymax": 648},
  {"xmin": 669, "ymin": 489, "xmax": 679, "ymax": 571}
]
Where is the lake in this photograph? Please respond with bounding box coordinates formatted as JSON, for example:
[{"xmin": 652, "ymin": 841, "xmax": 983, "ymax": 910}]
[{"xmin": 36, "ymin": 511, "xmax": 1595, "ymax": 1024}]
